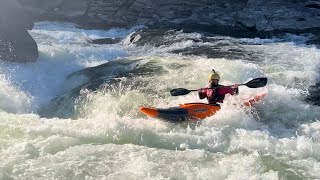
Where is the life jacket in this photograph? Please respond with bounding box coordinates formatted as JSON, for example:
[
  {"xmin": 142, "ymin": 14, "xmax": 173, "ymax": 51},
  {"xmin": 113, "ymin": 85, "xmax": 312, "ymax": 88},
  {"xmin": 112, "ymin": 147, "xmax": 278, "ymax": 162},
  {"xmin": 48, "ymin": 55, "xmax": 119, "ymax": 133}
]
[{"xmin": 199, "ymin": 84, "xmax": 237, "ymax": 104}]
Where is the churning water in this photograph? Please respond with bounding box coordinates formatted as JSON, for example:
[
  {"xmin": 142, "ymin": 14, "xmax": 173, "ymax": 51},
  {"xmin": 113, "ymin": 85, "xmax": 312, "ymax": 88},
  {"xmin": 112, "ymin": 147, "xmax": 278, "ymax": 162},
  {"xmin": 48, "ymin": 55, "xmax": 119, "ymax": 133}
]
[{"xmin": 0, "ymin": 22, "xmax": 319, "ymax": 179}]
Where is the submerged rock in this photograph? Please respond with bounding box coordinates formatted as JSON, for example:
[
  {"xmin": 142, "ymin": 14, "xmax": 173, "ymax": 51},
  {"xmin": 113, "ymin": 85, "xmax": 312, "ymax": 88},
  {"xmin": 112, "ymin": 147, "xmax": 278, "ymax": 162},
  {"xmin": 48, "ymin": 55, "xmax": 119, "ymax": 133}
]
[
  {"xmin": 306, "ymin": 66, "xmax": 320, "ymax": 106},
  {"xmin": 39, "ymin": 58, "xmax": 164, "ymax": 119},
  {"xmin": 306, "ymin": 83, "xmax": 320, "ymax": 106},
  {"xmin": 306, "ymin": 35, "xmax": 320, "ymax": 47},
  {"xmin": 124, "ymin": 28, "xmax": 262, "ymax": 60},
  {"xmin": 88, "ymin": 38, "xmax": 122, "ymax": 45}
]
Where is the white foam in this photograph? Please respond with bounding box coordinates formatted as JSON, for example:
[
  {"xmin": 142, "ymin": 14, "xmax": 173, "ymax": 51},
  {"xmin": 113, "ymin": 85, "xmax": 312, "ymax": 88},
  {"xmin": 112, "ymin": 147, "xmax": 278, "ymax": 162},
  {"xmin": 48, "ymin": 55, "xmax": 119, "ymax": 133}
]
[
  {"xmin": 1, "ymin": 22, "xmax": 320, "ymax": 179},
  {"xmin": 0, "ymin": 75, "xmax": 33, "ymax": 113}
]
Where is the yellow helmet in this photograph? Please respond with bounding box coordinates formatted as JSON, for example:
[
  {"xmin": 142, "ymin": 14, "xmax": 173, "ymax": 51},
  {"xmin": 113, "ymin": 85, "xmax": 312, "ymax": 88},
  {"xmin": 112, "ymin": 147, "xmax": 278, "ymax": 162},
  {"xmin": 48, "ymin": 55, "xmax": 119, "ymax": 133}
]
[{"xmin": 208, "ymin": 69, "xmax": 220, "ymax": 81}]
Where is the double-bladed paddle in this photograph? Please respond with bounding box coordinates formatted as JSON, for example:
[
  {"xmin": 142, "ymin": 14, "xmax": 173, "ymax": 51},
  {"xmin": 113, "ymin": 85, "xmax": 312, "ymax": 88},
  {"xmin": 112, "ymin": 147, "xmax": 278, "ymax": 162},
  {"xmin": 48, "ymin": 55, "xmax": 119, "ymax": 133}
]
[{"xmin": 170, "ymin": 77, "xmax": 268, "ymax": 96}]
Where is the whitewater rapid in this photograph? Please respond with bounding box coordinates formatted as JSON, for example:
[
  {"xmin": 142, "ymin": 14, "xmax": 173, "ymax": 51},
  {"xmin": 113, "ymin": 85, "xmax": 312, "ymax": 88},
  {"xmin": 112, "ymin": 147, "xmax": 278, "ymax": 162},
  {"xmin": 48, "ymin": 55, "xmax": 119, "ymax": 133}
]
[{"xmin": 0, "ymin": 22, "xmax": 320, "ymax": 179}]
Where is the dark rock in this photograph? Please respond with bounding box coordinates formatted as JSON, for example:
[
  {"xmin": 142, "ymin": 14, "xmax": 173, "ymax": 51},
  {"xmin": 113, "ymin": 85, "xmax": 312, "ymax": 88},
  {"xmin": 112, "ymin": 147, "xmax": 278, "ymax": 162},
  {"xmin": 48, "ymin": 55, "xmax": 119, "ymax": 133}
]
[
  {"xmin": 0, "ymin": 0, "xmax": 34, "ymax": 30},
  {"xmin": 16, "ymin": 0, "xmax": 320, "ymax": 34},
  {"xmin": 88, "ymin": 38, "xmax": 122, "ymax": 44},
  {"xmin": 18, "ymin": 0, "xmax": 88, "ymax": 20},
  {"xmin": 306, "ymin": 35, "xmax": 320, "ymax": 47},
  {"xmin": 306, "ymin": 64, "xmax": 320, "ymax": 106},
  {"xmin": 124, "ymin": 28, "xmax": 264, "ymax": 61},
  {"xmin": 0, "ymin": 31, "xmax": 38, "ymax": 62},
  {"xmin": 306, "ymin": 83, "xmax": 320, "ymax": 106},
  {"xmin": 0, "ymin": 0, "xmax": 38, "ymax": 62},
  {"xmin": 39, "ymin": 58, "xmax": 165, "ymax": 119},
  {"xmin": 171, "ymin": 46, "xmax": 256, "ymax": 60},
  {"xmin": 124, "ymin": 28, "xmax": 203, "ymax": 47},
  {"xmin": 305, "ymin": 1, "xmax": 320, "ymax": 9}
]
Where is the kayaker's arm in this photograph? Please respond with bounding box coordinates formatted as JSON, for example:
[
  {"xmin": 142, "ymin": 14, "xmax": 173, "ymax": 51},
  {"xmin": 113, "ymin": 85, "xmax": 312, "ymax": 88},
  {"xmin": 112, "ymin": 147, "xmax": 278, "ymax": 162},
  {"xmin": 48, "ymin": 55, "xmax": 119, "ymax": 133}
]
[{"xmin": 198, "ymin": 89, "xmax": 207, "ymax": 99}]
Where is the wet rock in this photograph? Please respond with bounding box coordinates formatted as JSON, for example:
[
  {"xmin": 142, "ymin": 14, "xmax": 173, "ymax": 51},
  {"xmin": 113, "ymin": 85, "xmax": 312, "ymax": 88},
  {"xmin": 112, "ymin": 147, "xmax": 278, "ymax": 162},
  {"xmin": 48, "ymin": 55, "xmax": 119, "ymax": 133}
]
[
  {"xmin": 124, "ymin": 28, "xmax": 203, "ymax": 47},
  {"xmin": 306, "ymin": 83, "xmax": 320, "ymax": 106},
  {"xmin": 0, "ymin": 0, "xmax": 38, "ymax": 62},
  {"xmin": 306, "ymin": 35, "xmax": 320, "ymax": 47},
  {"xmin": 18, "ymin": 0, "xmax": 88, "ymax": 20},
  {"xmin": 0, "ymin": 31, "xmax": 38, "ymax": 62},
  {"xmin": 17, "ymin": 0, "xmax": 320, "ymax": 34},
  {"xmin": 306, "ymin": 64, "xmax": 320, "ymax": 106},
  {"xmin": 39, "ymin": 58, "xmax": 164, "ymax": 119},
  {"xmin": 88, "ymin": 38, "xmax": 122, "ymax": 44},
  {"xmin": 124, "ymin": 28, "xmax": 263, "ymax": 60},
  {"xmin": 305, "ymin": 1, "xmax": 320, "ymax": 9}
]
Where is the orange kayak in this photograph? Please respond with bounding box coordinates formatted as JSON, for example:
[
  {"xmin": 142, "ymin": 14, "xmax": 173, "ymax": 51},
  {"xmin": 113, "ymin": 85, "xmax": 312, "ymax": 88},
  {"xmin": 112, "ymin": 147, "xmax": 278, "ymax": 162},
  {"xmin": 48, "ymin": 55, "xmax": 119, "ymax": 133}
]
[{"xmin": 140, "ymin": 92, "xmax": 266, "ymax": 122}]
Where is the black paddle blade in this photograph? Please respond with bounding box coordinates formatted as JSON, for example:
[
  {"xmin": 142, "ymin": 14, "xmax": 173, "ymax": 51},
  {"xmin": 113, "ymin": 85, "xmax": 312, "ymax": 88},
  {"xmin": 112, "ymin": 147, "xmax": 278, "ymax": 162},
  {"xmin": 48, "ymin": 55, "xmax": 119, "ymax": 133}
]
[
  {"xmin": 244, "ymin": 77, "xmax": 268, "ymax": 88},
  {"xmin": 170, "ymin": 88, "xmax": 192, "ymax": 96}
]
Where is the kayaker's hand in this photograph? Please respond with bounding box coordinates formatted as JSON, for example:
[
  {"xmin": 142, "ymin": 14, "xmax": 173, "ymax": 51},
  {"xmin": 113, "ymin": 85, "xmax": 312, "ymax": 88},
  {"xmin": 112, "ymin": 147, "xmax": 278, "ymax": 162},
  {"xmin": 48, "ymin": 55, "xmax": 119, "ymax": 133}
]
[
  {"xmin": 198, "ymin": 88, "xmax": 202, "ymax": 93},
  {"xmin": 233, "ymin": 83, "xmax": 239, "ymax": 88}
]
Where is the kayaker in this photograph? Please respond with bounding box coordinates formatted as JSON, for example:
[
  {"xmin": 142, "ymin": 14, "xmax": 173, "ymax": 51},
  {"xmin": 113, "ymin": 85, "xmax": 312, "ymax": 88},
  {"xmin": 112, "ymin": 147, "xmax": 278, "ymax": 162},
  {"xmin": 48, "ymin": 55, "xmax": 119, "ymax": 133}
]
[{"xmin": 198, "ymin": 70, "xmax": 239, "ymax": 104}]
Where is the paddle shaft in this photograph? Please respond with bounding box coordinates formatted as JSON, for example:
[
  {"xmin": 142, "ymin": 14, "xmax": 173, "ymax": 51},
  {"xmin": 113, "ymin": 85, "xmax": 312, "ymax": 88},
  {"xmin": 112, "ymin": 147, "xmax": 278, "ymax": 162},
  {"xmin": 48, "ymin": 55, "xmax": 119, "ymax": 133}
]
[
  {"xmin": 189, "ymin": 84, "xmax": 240, "ymax": 91},
  {"xmin": 170, "ymin": 77, "xmax": 267, "ymax": 96}
]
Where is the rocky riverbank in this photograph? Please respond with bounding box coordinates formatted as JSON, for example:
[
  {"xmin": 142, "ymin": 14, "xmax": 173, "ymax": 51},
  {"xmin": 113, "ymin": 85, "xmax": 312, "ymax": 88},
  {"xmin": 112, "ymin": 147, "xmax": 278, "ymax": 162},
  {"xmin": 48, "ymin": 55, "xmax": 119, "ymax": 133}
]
[
  {"xmin": 17, "ymin": 0, "xmax": 320, "ymax": 33},
  {"xmin": 1, "ymin": 0, "xmax": 320, "ymax": 62}
]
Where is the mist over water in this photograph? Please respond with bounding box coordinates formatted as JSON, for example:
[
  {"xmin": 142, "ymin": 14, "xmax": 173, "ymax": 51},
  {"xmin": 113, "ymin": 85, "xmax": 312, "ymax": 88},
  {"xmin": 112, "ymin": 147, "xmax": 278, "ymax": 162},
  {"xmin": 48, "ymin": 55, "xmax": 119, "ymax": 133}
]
[{"xmin": 0, "ymin": 22, "xmax": 320, "ymax": 179}]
